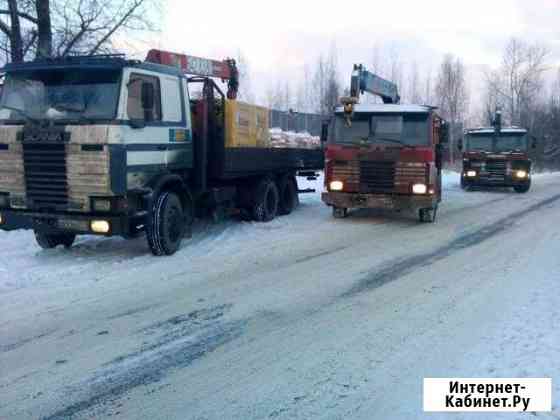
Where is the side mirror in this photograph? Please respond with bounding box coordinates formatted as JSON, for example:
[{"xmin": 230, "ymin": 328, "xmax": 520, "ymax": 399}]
[
  {"xmin": 435, "ymin": 143, "xmax": 443, "ymax": 169},
  {"xmin": 457, "ymin": 138, "xmax": 463, "ymax": 151},
  {"xmin": 440, "ymin": 122, "xmax": 450, "ymax": 144},
  {"xmin": 531, "ymin": 137, "xmax": 537, "ymax": 149},
  {"xmin": 141, "ymin": 82, "xmax": 155, "ymax": 110},
  {"xmin": 320, "ymin": 121, "xmax": 329, "ymax": 144}
]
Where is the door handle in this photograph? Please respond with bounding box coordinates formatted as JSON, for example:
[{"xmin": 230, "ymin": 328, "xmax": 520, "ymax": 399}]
[{"xmin": 157, "ymin": 145, "xmax": 167, "ymax": 151}]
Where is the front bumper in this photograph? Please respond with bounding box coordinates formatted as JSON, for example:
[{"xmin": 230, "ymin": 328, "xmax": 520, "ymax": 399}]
[
  {"xmin": 462, "ymin": 174, "xmax": 530, "ymax": 187},
  {"xmin": 0, "ymin": 209, "xmax": 144, "ymax": 237},
  {"xmin": 322, "ymin": 192, "xmax": 438, "ymax": 211}
]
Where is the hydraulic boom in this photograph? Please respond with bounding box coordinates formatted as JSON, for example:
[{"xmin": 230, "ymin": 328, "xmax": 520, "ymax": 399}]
[
  {"xmin": 349, "ymin": 64, "xmax": 400, "ymax": 104},
  {"xmin": 146, "ymin": 49, "xmax": 239, "ymax": 99}
]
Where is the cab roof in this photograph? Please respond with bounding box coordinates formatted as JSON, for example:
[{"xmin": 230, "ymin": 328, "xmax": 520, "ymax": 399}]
[
  {"xmin": 467, "ymin": 127, "xmax": 527, "ymax": 134},
  {"xmin": 1, "ymin": 54, "xmax": 185, "ymax": 77},
  {"xmin": 335, "ymin": 103, "xmax": 436, "ymax": 114}
]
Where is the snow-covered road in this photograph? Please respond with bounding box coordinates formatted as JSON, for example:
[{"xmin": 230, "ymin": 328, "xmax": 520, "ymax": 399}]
[{"xmin": 1, "ymin": 172, "xmax": 559, "ymax": 420}]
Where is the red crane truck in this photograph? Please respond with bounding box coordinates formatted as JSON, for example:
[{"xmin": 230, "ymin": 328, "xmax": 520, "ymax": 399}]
[{"xmin": 322, "ymin": 64, "xmax": 449, "ymax": 222}]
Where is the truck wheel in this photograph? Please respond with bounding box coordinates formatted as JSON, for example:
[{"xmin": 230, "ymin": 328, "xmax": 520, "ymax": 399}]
[
  {"xmin": 252, "ymin": 178, "xmax": 279, "ymax": 222},
  {"xmin": 147, "ymin": 191, "xmax": 185, "ymax": 256},
  {"xmin": 277, "ymin": 175, "xmax": 298, "ymax": 215},
  {"xmin": 513, "ymin": 182, "xmax": 531, "ymax": 193},
  {"xmin": 419, "ymin": 206, "xmax": 438, "ymax": 223},
  {"xmin": 333, "ymin": 207, "xmax": 348, "ymax": 218},
  {"xmin": 34, "ymin": 231, "xmax": 76, "ymax": 249}
]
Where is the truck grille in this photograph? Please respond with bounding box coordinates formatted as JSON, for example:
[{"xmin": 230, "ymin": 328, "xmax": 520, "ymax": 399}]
[
  {"xmin": 482, "ymin": 160, "xmax": 507, "ymax": 183},
  {"xmin": 23, "ymin": 143, "xmax": 68, "ymax": 210},
  {"xmin": 359, "ymin": 161, "xmax": 395, "ymax": 193},
  {"xmin": 332, "ymin": 161, "xmax": 359, "ymax": 184}
]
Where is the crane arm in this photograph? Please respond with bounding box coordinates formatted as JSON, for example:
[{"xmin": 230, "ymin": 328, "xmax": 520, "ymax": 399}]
[
  {"xmin": 145, "ymin": 49, "xmax": 239, "ymax": 99},
  {"xmin": 350, "ymin": 64, "xmax": 400, "ymax": 104}
]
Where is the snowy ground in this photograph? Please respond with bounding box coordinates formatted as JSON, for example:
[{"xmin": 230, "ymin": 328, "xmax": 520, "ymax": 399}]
[{"xmin": 1, "ymin": 171, "xmax": 559, "ymax": 420}]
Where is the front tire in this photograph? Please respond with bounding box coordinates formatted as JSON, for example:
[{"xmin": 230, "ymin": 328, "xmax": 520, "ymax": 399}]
[
  {"xmin": 34, "ymin": 231, "xmax": 76, "ymax": 249},
  {"xmin": 252, "ymin": 178, "xmax": 279, "ymax": 222},
  {"xmin": 333, "ymin": 207, "xmax": 348, "ymax": 219},
  {"xmin": 147, "ymin": 192, "xmax": 185, "ymax": 256},
  {"xmin": 419, "ymin": 206, "xmax": 438, "ymax": 223},
  {"xmin": 513, "ymin": 182, "xmax": 531, "ymax": 193}
]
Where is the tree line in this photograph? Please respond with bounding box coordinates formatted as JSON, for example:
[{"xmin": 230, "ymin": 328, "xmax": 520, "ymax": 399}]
[
  {"xmin": 0, "ymin": 4, "xmax": 559, "ymax": 170},
  {"xmin": 258, "ymin": 39, "xmax": 559, "ymax": 170},
  {"xmin": 0, "ymin": 0, "xmax": 156, "ymax": 63}
]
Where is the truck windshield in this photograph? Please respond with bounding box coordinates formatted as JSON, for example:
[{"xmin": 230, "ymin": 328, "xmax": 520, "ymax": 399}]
[
  {"xmin": 467, "ymin": 133, "xmax": 528, "ymax": 152},
  {"xmin": 0, "ymin": 68, "xmax": 120, "ymax": 123},
  {"xmin": 332, "ymin": 113, "xmax": 430, "ymax": 146}
]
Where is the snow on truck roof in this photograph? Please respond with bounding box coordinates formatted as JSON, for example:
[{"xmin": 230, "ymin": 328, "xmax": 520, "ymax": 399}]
[
  {"xmin": 467, "ymin": 127, "xmax": 527, "ymax": 134},
  {"xmin": 335, "ymin": 104, "xmax": 435, "ymax": 114}
]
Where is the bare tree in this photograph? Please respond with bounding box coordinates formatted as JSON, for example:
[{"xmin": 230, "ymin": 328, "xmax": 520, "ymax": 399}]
[
  {"xmin": 408, "ymin": 60, "xmax": 422, "ymax": 104},
  {"xmin": 420, "ymin": 65, "xmax": 433, "ymax": 105},
  {"xmin": 388, "ymin": 45, "xmax": 404, "ymax": 101},
  {"xmin": 0, "ymin": 0, "xmax": 159, "ymax": 63},
  {"xmin": 0, "ymin": 0, "xmax": 30, "ymax": 62},
  {"xmin": 367, "ymin": 43, "xmax": 408, "ymax": 103},
  {"xmin": 235, "ymin": 50, "xmax": 255, "ymax": 103},
  {"xmin": 485, "ymin": 38, "xmax": 548, "ymax": 127},
  {"xmin": 265, "ymin": 81, "xmax": 285, "ymax": 110},
  {"xmin": 435, "ymin": 54, "xmax": 469, "ymax": 162},
  {"xmin": 295, "ymin": 63, "xmax": 313, "ymax": 113},
  {"xmin": 312, "ymin": 45, "xmax": 340, "ymax": 116},
  {"xmin": 35, "ymin": 0, "xmax": 51, "ymax": 57}
]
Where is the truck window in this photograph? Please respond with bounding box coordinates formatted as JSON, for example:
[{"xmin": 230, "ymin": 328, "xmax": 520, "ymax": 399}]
[
  {"xmin": 0, "ymin": 69, "xmax": 120, "ymax": 122},
  {"xmin": 161, "ymin": 76, "xmax": 182, "ymax": 123},
  {"xmin": 331, "ymin": 113, "xmax": 429, "ymax": 146},
  {"xmin": 127, "ymin": 73, "xmax": 162, "ymax": 122}
]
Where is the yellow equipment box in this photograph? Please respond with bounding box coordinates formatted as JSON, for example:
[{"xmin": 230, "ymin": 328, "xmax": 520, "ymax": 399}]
[{"xmin": 225, "ymin": 100, "xmax": 270, "ymax": 148}]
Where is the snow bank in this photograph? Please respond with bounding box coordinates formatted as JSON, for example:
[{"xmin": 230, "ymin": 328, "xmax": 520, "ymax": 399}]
[{"xmin": 442, "ymin": 170, "xmax": 461, "ymax": 189}]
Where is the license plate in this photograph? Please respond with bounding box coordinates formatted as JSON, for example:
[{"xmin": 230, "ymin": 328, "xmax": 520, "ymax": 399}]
[
  {"xmin": 354, "ymin": 195, "xmax": 394, "ymax": 209},
  {"xmin": 57, "ymin": 219, "xmax": 89, "ymax": 231},
  {"xmin": 33, "ymin": 217, "xmax": 57, "ymax": 228}
]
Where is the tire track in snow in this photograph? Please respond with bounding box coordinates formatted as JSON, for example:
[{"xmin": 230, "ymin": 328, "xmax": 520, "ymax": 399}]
[
  {"xmin": 41, "ymin": 304, "xmax": 246, "ymax": 420},
  {"xmin": 342, "ymin": 193, "xmax": 560, "ymax": 298}
]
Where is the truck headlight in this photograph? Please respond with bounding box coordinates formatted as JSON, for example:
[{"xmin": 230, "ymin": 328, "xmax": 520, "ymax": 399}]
[
  {"xmin": 412, "ymin": 183, "xmax": 427, "ymax": 194},
  {"xmin": 515, "ymin": 170, "xmax": 528, "ymax": 178},
  {"xmin": 330, "ymin": 181, "xmax": 344, "ymax": 191},
  {"xmin": 92, "ymin": 198, "xmax": 112, "ymax": 212},
  {"xmin": 466, "ymin": 170, "xmax": 477, "ymax": 177},
  {"xmin": 90, "ymin": 220, "xmax": 110, "ymax": 234}
]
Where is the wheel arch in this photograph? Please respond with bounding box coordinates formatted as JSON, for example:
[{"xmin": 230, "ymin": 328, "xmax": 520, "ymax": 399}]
[{"xmin": 147, "ymin": 173, "xmax": 193, "ymax": 214}]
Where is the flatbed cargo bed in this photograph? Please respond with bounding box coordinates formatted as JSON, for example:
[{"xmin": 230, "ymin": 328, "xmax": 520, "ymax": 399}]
[{"xmin": 210, "ymin": 147, "xmax": 324, "ymax": 179}]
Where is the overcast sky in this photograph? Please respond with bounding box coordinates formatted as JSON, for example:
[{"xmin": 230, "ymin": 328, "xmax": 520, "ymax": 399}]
[{"xmin": 130, "ymin": 0, "xmax": 560, "ymax": 117}]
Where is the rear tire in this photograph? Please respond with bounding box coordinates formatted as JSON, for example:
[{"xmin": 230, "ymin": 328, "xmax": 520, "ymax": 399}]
[
  {"xmin": 147, "ymin": 192, "xmax": 185, "ymax": 256},
  {"xmin": 277, "ymin": 175, "xmax": 298, "ymax": 215},
  {"xmin": 34, "ymin": 231, "xmax": 76, "ymax": 249},
  {"xmin": 333, "ymin": 207, "xmax": 348, "ymax": 219},
  {"xmin": 419, "ymin": 206, "xmax": 438, "ymax": 223},
  {"xmin": 252, "ymin": 178, "xmax": 279, "ymax": 222}
]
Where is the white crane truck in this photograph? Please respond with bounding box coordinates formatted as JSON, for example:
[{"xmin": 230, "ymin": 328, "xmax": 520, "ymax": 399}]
[{"xmin": 0, "ymin": 50, "xmax": 323, "ymax": 255}]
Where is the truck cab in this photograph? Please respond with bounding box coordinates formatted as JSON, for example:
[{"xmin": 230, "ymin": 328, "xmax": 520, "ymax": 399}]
[
  {"xmin": 460, "ymin": 123, "xmax": 534, "ymax": 193},
  {"xmin": 322, "ymin": 104, "xmax": 447, "ymax": 222}
]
